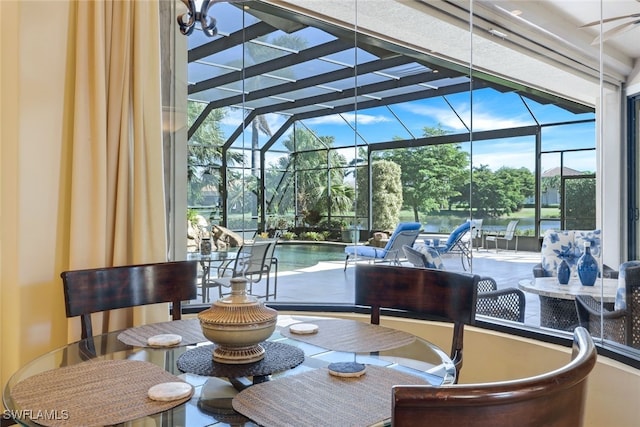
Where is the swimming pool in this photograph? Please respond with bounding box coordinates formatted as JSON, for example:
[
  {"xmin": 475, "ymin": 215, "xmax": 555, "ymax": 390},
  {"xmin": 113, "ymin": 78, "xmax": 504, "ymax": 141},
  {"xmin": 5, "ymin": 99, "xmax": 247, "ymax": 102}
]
[{"xmin": 274, "ymin": 243, "xmax": 346, "ymax": 272}]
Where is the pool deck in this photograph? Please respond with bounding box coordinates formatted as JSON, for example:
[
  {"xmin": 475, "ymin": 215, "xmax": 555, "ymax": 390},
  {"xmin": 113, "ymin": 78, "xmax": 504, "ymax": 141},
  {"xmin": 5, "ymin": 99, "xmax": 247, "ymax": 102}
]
[
  {"xmin": 191, "ymin": 241, "xmax": 543, "ymax": 328},
  {"xmin": 269, "ymin": 247, "xmax": 542, "ymax": 327}
]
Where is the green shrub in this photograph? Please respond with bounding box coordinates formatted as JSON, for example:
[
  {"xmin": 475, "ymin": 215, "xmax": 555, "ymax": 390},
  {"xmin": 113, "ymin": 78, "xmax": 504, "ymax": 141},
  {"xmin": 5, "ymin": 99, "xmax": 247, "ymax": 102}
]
[
  {"xmin": 281, "ymin": 231, "xmax": 297, "ymax": 240},
  {"xmin": 299, "ymin": 231, "xmax": 324, "ymax": 241},
  {"xmin": 356, "ymin": 160, "xmax": 402, "ymax": 230}
]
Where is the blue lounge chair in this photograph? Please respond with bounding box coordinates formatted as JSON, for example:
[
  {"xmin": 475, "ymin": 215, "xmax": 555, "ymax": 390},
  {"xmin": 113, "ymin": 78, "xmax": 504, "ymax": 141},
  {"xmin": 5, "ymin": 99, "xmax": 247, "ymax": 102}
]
[
  {"xmin": 344, "ymin": 222, "xmax": 422, "ymax": 271},
  {"xmin": 433, "ymin": 221, "xmax": 473, "ymax": 271}
]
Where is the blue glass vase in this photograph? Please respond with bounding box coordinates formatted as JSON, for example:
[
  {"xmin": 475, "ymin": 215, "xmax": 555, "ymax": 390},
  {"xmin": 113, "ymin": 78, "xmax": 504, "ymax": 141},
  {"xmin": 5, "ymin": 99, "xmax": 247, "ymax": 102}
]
[
  {"xmin": 577, "ymin": 243, "xmax": 598, "ymax": 286},
  {"xmin": 557, "ymin": 259, "xmax": 570, "ymax": 285}
]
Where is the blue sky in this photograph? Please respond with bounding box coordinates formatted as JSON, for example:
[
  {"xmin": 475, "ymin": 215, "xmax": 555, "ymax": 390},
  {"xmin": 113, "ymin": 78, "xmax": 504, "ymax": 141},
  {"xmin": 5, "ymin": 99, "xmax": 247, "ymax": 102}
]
[
  {"xmin": 190, "ymin": 2, "xmax": 597, "ymax": 175},
  {"xmin": 218, "ymin": 89, "xmax": 596, "ymax": 174}
]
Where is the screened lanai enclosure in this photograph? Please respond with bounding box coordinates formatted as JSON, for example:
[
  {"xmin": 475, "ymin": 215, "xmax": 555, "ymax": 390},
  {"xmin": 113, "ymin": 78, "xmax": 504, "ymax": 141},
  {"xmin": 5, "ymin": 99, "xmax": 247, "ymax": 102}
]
[{"xmin": 185, "ymin": 0, "xmax": 597, "ymax": 241}]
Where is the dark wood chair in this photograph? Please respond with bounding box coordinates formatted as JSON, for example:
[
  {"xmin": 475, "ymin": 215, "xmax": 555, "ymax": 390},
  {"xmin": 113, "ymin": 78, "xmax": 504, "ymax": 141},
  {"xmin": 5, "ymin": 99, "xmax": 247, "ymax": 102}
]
[
  {"xmin": 355, "ymin": 264, "xmax": 479, "ymax": 382},
  {"xmin": 61, "ymin": 260, "xmax": 198, "ymax": 339},
  {"xmin": 400, "ymin": 255, "xmax": 525, "ymax": 323},
  {"xmin": 392, "ymin": 326, "xmax": 596, "ymax": 427},
  {"xmin": 1, "ymin": 417, "xmax": 17, "ymax": 427}
]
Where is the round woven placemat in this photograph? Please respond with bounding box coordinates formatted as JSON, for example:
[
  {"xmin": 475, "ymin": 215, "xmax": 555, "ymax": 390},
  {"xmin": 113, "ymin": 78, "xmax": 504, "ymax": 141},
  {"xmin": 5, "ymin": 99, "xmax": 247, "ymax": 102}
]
[
  {"xmin": 177, "ymin": 341, "xmax": 304, "ymax": 377},
  {"xmin": 280, "ymin": 318, "xmax": 415, "ymax": 352},
  {"xmin": 117, "ymin": 318, "xmax": 207, "ymax": 347},
  {"xmin": 10, "ymin": 359, "xmax": 192, "ymax": 427},
  {"xmin": 232, "ymin": 365, "xmax": 429, "ymax": 427}
]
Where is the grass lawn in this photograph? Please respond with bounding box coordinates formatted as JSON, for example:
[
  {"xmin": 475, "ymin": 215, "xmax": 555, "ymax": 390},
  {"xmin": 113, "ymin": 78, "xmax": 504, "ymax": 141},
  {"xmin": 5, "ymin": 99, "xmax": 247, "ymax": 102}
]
[
  {"xmin": 399, "ymin": 207, "xmax": 562, "ymax": 235},
  {"xmin": 400, "ymin": 206, "xmax": 560, "ymax": 222}
]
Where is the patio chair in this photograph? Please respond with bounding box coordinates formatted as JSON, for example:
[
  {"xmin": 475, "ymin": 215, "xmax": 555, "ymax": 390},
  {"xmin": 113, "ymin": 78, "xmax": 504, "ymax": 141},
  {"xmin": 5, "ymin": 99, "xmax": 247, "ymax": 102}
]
[
  {"xmin": 432, "ymin": 221, "xmax": 473, "ymax": 271},
  {"xmin": 343, "ymin": 222, "xmax": 422, "ymax": 271},
  {"xmin": 391, "ymin": 327, "xmax": 596, "ymax": 427},
  {"xmin": 212, "ymin": 239, "xmax": 278, "ymax": 300},
  {"xmin": 355, "ymin": 264, "xmax": 479, "ymax": 382},
  {"xmin": 402, "ymin": 245, "xmax": 444, "ymax": 270},
  {"xmin": 575, "ymin": 262, "xmax": 640, "ymax": 349},
  {"xmin": 471, "ymin": 218, "xmax": 483, "ymax": 251},
  {"xmin": 475, "ymin": 277, "xmax": 526, "ymax": 323},
  {"xmin": 484, "ymin": 220, "xmax": 519, "ymax": 252},
  {"xmin": 61, "ymin": 261, "xmax": 198, "ymax": 340}
]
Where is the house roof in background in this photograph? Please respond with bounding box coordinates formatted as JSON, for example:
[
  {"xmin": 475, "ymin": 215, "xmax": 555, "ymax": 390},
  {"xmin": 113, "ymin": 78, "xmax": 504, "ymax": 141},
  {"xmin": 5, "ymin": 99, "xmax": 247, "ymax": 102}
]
[{"xmin": 542, "ymin": 166, "xmax": 584, "ymax": 177}]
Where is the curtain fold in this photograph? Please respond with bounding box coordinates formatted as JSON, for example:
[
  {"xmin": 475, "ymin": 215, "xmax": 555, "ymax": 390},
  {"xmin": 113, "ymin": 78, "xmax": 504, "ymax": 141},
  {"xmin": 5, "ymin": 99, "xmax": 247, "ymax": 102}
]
[{"xmin": 66, "ymin": 0, "xmax": 167, "ymax": 340}]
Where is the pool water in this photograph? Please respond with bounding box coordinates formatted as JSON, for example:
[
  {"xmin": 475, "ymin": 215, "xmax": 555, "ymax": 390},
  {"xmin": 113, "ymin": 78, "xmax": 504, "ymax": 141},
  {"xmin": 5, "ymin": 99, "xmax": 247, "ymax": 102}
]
[{"xmin": 274, "ymin": 243, "xmax": 346, "ymax": 272}]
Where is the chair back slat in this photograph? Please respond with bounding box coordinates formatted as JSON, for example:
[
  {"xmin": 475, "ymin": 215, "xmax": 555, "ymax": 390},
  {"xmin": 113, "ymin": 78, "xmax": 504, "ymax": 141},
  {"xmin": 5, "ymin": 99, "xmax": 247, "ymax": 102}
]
[
  {"xmin": 443, "ymin": 222, "xmax": 471, "ymax": 250},
  {"xmin": 61, "ymin": 261, "xmax": 198, "ymax": 338},
  {"xmin": 240, "ymin": 241, "xmax": 271, "ymax": 274},
  {"xmin": 382, "ymin": 222, "xmax": 422, "ymax": 251},
  {"xmin": 355, "ymin": 264, "xmax": 478, "ymax": 323},
  {"xmin": 402, "ymin": 245, "xmax": 429, "ymax": 268},
  {"xmin": 235, "ymin": 240, "xmax": 276, "ymax": 282},
  {"xmin": 392, "ymin": 327, "xmax": 596, "ymax": 427},
  {"xmin": 503, "ymin": 220, "xmax": 519, "ymax": 239},
  {"xmin": 385, "ymin": 230, "xmax": 422, "ymax": 256},
  {"xmin": 471, "ymin": 219, "xmax": 483, "ymax": 239},
  {"xmin": 477, "ymin": 288, "xmax": 526, "ymax": 323},
  {"xmin": 477, "ymin": 277, "xmax": 497, "ymax": 293}
]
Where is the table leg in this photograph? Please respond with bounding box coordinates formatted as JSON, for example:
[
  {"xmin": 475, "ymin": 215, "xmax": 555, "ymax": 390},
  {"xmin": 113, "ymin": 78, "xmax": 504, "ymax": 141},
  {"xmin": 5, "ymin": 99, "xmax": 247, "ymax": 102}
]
[
  {"xmin": 229, "ymin": 375, "xmax": 271, "ymax": 391},
  {"xmin": 200, "ymin": 261, "xmax": 210, "ymax": 303}
]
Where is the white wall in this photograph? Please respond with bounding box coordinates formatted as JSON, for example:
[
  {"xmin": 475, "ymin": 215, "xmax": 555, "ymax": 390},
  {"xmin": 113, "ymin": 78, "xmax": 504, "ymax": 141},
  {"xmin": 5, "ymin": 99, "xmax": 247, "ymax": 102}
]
[
  {"xmin": 600, "ymin": 86, "xmax": 624, "ymax": 266},
  {"xmin": 627, "ymin": 59, "xmax": 640, "ymax": 95}
]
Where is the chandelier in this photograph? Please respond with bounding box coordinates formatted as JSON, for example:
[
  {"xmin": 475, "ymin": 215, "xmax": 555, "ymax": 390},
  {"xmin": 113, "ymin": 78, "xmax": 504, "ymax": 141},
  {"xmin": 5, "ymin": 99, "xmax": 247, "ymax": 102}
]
[{"xmin": 177, "ymin": 0, "xmax": 218, "ymax": 37}]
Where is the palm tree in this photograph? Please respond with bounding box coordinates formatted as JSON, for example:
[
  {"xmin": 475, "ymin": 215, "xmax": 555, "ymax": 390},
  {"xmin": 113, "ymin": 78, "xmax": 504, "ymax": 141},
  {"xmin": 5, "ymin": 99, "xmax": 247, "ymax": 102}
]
[
  {"xmin": 187, "ymin": 102, "xmax": 244, "ymax": 206},
  {"xmin": 269, "ymin": 127, "xmax": 354, "ymax": 223},
  {"xmin": 223, "ymin": 34, "xmax": 309, "ymax": 222},
  {"xmin": 242, "ymin": 34, "xmax": 308, "ymax": 175}
]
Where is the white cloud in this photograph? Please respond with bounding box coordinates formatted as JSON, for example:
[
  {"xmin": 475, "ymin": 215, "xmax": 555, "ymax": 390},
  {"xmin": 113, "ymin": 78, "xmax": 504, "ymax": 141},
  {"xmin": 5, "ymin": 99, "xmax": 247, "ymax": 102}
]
[
  {"xmin": 472, "ymin": 151, "xmax": 534, "ymax": 171},
  {"xmin": 306, "ymin": 113, "xmax": 392, "ymax": 126},
  {"xmin": 220, "ymin": 108, "xmax": 243, "ymax": 127},
  {"xmin": 470, "ymin": 111, "xmax": 530, "ymax": 131},
  {"xmin": 402, "ymin": 104, "xmax": 531, "ymax": 131},
  {"xmin": 406, "ymin": 104, "xmax": 467, "ymax": 130}
]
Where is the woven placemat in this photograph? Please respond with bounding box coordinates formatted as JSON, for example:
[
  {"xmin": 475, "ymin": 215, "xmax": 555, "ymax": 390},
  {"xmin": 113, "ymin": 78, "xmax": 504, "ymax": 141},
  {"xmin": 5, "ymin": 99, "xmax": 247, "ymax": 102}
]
[
  {"xmin": 117, "ymin": 318, "xmax": 207, "ymax": 347},
  {"xmin": 232, "ymin": 365, "xmax": 428, "ymax": 427},
  {"xmin": 177, "ymin": 341, "xmax": 304, "ymax": 378},
  {"xmin": 280, "ymin": 318, "xmax": 415, "ymax": 352},
  {"xmin": 10, "ymin": 359, "xmax": 192, "ymax": 427}
]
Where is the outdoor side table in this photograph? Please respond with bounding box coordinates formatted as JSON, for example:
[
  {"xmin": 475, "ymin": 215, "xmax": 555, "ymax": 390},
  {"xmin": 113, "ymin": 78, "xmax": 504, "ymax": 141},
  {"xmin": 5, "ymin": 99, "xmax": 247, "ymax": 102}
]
[{"xmin": 518, "ymin": 277, "xmax": 618, "ymax": 331}]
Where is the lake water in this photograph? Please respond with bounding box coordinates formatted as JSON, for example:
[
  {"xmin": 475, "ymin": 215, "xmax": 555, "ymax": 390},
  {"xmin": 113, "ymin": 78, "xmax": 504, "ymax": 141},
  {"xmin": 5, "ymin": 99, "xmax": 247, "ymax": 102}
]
[{"xmin": 421, "ymin": 216, "xmax": 560, "ymax": 235}]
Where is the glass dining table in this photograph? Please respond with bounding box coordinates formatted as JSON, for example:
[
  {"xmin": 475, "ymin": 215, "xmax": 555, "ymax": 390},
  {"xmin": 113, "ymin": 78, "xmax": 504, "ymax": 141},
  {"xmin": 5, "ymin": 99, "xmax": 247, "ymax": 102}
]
[{"xmin": 3, "ymin": 315, "xmax": 455, "ymax": 427}]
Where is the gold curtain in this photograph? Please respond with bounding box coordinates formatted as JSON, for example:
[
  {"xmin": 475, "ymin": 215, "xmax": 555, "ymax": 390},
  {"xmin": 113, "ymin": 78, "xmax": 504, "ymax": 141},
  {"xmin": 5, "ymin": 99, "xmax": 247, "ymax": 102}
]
[{"xmin": 66, "ymin": 0, "xmax": 167, "ymax": 340}]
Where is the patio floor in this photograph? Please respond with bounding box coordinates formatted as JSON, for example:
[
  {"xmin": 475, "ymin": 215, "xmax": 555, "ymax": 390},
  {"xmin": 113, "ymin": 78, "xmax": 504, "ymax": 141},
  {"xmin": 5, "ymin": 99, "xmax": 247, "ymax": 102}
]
[{"xmin": 192, "ymin": 246, "xmax": 543, "ymax": 328}]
